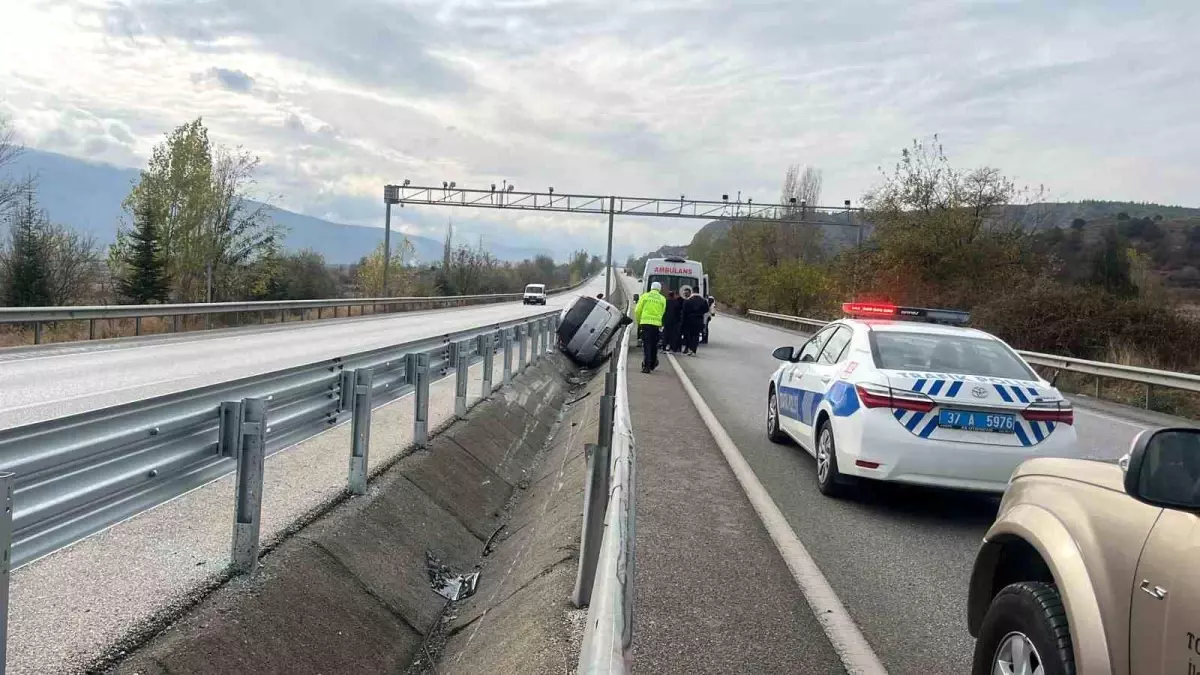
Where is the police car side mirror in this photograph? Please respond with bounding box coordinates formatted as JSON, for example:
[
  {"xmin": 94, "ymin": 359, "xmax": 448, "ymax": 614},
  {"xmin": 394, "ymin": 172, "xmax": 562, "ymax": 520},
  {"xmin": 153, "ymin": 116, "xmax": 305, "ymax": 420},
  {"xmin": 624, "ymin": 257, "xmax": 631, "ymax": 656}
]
[
  {"xmin": 1123, "ymin": 427, "xmax": 1200, "ymax": 510},
  {"xmin": 772, "ymin": 346, "xmax": 795, "ymax": 362}
]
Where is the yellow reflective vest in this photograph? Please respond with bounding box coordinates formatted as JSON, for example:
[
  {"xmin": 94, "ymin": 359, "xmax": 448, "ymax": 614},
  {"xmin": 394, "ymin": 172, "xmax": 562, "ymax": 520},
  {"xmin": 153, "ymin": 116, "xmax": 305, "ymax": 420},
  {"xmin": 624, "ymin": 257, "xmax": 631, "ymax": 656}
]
[{"xmin": 634, "ymin": 290, "xmax": 667, "ymax": 327}]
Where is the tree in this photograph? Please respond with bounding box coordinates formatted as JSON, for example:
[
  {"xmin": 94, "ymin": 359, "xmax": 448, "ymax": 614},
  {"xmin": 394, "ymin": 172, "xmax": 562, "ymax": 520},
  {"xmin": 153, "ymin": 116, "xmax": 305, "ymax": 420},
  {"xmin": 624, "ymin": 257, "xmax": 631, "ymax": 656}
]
[
  {"xmin": 854, "ymin": 137, "xmax": 1035, "ymax": 307},
  {"xmin": 202, "ymin": 147, "xmax": 282, "ymax": 301},
  {"xmin": 259, "ymin": 249, "xmax": 340, "ymax": 300},
  {"xmin": 780, "ymin": 164, "xmax": 823, "ymax": 213},
  {"xmin": 358, "ymin": 238, "xmax": 415, "ymax": 296},
  {"xmin": 117, "ymin": 199, "xmax": 170, "ymax": 303},
  {"xmin": 1089, "ymin": 225, "xmax": 1136, "ymax": 298},
  {"xmin": 1071, "ymin": 218, "xmax": 1087, "ymax": 230},
  {"xmin": 116, "ymin": 118, "xmax": 281, "ymax": 302},
  {"xmin": 798, "ymin": 167, "xmax": 823, "ymax": 207},
  {"xmin": 2, "ymin": 189, "xmax": 52, "ymax": 307},
  {"xmin": 44, "ymin": 217, "xmax": 99, "ymax": 306},
  {"xmin": 0, "ymin": 116, "xmax": 34, "ymax": 218}
]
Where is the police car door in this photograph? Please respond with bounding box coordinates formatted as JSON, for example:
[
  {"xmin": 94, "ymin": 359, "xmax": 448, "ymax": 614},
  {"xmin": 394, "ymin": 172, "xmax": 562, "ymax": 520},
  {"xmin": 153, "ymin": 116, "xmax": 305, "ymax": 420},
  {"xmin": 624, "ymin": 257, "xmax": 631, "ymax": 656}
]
[
  {"xmin": 778, "ymin": 326, "xmax": 836, "ymax": 447},
  {"xmin": 793, "ymin": 326, "xmax": 854, "ymax": 445}
]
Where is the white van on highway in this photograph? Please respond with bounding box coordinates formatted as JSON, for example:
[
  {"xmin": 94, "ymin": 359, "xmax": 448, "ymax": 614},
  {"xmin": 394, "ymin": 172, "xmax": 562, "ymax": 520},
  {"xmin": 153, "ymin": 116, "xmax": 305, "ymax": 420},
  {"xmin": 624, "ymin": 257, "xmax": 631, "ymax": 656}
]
[
  {"xmin": 523, "ymin": 284, "xmax": 547, "ymax": 305},
  {"xmin": 642, "ymin": 256, "xmax": 713, "ymax": 341}
]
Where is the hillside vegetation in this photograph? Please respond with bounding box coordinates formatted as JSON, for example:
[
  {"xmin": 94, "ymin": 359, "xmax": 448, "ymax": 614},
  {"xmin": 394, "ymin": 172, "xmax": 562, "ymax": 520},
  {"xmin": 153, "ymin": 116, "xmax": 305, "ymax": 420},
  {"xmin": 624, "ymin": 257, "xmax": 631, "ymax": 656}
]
[{"xmin": 635, "ymin": 139, "xmax": 1200, "ymax": 372}]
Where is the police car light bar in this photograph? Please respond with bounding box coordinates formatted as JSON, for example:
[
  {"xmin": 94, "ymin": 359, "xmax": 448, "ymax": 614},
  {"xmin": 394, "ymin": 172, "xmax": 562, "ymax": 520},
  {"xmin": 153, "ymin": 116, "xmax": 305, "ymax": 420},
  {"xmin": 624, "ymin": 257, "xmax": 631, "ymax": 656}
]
[{"xmin": 842, "ymin": 302, "xmax": 971, "ymax": 325}]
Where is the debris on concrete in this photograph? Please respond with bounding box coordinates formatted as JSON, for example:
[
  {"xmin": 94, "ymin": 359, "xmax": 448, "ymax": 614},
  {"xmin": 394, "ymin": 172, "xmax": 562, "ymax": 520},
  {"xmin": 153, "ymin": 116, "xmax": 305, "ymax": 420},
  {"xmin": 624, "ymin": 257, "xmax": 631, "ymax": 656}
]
[{"xmin": 427, "ymin": 552, "xmax": 480, "ymax": 602}]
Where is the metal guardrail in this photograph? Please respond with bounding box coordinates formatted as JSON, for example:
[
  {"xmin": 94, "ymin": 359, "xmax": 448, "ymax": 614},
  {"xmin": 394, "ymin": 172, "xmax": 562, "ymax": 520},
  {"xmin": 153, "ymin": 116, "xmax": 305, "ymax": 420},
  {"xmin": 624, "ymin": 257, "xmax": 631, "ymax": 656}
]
[
  {"xmin": 576, "ymin": 280, "xmax": 635, "ymax": 675},
  {"xmin": 0, "ymin": 309, "xmax": 560, "ymax": 569},
  {"xmin": 746, "ymin": 309, "xmax": 1200, "ymax": 407},
  {"xmin": 0, "ymin": 279, "xmax": 588, "ymax": 345},
  {"xmin": 0, "ymin": 307, "xmax": 563, "ymax": 671}
]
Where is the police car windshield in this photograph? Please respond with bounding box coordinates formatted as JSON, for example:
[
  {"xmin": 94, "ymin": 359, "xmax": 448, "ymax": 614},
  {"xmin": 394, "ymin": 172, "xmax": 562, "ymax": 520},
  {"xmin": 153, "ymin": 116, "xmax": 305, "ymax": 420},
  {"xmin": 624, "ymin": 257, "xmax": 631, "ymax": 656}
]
[
  {"xmin": 648, "ymin": 275, "xmax": 699, "ymax": 293},
  {"xmin": 871, "ymin": 332, "xmax": 1035, "ymax": 380}
]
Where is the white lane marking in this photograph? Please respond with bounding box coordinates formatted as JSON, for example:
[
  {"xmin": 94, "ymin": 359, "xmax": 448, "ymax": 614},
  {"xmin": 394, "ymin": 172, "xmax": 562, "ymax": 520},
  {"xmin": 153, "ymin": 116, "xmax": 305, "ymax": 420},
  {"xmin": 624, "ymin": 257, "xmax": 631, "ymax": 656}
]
[
  {"xmin": 1073, "ymin": 405, "xmax": 1150, "ymax": 429},
  {"xmin": 666, "ymin": 353, "xmax": 887, "ymax": 675}
]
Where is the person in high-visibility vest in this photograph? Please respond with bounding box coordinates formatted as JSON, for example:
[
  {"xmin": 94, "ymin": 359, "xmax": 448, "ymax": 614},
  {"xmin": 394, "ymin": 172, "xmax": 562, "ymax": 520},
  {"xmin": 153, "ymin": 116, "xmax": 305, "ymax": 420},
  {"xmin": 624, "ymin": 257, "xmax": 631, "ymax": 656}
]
[{"xmin": 633, "ymin": 282, "xmax": 666, "ymax": 373}]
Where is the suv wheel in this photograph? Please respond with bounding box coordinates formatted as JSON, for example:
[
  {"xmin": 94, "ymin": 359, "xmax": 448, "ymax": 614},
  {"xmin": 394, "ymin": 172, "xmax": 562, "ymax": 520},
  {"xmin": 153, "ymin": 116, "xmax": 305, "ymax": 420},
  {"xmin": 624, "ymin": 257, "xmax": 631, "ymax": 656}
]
[
  {"xmin": 972, "ymin": 581, "xmax": 1075, "ymax": 675},
  {"xmin": 815, "ymin": 420, "xmax": 846, "ymax": 497},
  {"xmin": 767, "ymin": 389, "xmax": 789, "ymax": 444}
]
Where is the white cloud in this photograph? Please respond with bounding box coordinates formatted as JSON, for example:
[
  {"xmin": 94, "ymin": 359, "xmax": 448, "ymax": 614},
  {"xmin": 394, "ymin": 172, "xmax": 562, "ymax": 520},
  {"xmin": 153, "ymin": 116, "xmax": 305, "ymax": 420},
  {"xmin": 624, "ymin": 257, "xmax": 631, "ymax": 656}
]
[{"xmin": 2, "ymin": 0, "xmax": 1199, "ymax": 260}]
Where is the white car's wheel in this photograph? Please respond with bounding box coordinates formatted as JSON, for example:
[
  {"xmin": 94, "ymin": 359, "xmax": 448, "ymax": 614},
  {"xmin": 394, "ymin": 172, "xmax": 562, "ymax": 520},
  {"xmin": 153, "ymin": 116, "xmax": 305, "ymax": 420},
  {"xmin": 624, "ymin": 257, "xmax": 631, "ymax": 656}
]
[
  {"xmin": 767, "ymin": 388, "xmax": 790, "ymax": 444},
  {"xmin": 815, "ymin": 420, "xmax": 847, "ymax": 497}
]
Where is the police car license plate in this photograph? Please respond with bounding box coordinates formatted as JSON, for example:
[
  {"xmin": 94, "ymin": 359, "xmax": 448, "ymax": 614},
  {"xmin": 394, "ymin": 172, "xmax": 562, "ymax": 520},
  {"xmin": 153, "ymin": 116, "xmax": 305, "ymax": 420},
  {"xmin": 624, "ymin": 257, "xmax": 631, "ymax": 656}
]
[{"xmin": 938, "ymin": 409, "xmax": 1016, "ymax": 433}]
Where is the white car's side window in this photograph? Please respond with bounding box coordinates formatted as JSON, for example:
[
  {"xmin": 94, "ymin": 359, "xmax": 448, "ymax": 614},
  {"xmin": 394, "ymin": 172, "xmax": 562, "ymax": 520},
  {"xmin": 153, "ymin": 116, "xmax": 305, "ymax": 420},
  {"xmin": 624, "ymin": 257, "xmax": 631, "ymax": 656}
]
[
  {"xmin": 817, "ymin": 327, "xmax": 853, "ymax": 365},
  {"xmin": 798, "ymin": 327, "xmax": 834, "ymax": 363}
]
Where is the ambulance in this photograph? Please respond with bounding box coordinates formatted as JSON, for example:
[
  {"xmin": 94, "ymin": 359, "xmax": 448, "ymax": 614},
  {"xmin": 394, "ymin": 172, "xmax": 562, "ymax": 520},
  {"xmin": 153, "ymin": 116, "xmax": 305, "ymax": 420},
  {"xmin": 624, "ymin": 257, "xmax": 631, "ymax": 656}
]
[{"xmin": 641, "ymin": 256, "xmax": 714, "ymax": 342}]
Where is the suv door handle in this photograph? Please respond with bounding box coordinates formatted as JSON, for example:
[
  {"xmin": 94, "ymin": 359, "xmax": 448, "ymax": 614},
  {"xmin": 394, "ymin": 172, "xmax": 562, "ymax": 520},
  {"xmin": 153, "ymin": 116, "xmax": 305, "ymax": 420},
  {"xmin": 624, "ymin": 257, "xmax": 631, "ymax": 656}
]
[{"xmin": 1140, "ymin": 580, "xmax": 1168, "ymax": 600}]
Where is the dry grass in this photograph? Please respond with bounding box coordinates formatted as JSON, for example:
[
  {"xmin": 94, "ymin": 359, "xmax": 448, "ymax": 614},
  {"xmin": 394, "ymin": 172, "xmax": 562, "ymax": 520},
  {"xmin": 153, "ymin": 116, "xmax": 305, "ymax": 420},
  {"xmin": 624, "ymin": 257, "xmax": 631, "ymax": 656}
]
[{"xmin": 1034, "ymin": 340, "xmax": 1200, "ymax": 420}]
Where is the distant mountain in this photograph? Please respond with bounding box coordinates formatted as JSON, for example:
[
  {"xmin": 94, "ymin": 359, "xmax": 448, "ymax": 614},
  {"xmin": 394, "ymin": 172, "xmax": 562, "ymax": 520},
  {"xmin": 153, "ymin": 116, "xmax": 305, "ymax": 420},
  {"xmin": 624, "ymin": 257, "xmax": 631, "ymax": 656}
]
[
  {"xmin": 3, "ymin": 149, "xmax": 549, "ymax": 264},
  {"xmin": 642, "ymin": 200, "xmax": 1200, "ymax": 260}
]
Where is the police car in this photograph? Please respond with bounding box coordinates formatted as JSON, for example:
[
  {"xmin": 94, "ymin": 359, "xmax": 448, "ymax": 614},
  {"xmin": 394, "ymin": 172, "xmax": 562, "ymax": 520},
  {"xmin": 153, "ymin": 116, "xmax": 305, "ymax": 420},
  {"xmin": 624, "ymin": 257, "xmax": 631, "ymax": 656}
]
[{"xmin": 765, "ymin": 302, "xmax": 1078, "ymax": 496}]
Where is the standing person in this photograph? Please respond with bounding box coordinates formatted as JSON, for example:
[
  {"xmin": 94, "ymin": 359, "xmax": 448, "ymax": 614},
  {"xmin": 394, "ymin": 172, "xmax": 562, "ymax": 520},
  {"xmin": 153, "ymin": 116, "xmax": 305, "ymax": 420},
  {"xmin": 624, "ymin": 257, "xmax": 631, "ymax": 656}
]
[
  {"xmin": 680, "ymin": 286, "xmax": 709, "ymax": 356},
  {"xmin": 634, "ymin": 282, "xmax": 666, "ymax": 373},
  {"xmin": 632, "ymin": 294, "xmax": 642, "ymax": 345},
  {"xmin": 662, "ymin": 290, "xmax": 684, "ymax": 353}
]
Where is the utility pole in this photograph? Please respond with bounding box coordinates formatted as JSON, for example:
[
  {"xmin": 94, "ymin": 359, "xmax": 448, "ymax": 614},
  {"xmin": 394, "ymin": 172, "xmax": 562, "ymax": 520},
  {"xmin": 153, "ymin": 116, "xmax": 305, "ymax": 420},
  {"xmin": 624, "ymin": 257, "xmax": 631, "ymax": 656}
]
[
  {"xmin": 383, "ymin": 185, "xmax": 400, "ymax": 297},
  {"xmin": 605, "ymin": 196, "xmax": 615, "ymax": 298}
]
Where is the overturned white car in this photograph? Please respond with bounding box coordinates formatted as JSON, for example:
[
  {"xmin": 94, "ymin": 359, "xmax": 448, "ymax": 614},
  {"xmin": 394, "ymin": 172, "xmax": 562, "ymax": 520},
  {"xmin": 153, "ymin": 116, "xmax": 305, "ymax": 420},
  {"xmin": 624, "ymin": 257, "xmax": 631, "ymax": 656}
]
[{"xmin": 557, "ymin": 295, "xmax": 631, "ymax": 367}]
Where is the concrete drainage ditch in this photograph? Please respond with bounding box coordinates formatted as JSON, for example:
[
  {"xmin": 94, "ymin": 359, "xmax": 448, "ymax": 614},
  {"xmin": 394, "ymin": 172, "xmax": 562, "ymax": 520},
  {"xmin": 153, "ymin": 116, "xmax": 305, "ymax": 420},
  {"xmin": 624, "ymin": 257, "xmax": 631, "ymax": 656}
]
[{"xmin": 107, "ymin": 351, "xmax": 603, "ymax": 675}]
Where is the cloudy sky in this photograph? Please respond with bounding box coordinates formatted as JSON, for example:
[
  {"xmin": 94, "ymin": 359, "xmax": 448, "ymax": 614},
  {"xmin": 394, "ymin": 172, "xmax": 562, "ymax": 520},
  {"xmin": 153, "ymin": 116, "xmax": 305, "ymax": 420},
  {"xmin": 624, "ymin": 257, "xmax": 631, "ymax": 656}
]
[{"xmin": 2, "ymin": 0, "xmax": 1197, "ymax": 259}]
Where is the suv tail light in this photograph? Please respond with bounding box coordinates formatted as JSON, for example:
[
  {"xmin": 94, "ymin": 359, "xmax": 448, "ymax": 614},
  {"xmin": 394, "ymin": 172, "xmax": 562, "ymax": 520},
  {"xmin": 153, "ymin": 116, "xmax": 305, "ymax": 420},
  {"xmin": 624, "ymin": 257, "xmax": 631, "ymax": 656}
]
[
  {"xmin": 1022, "ymin": 401, "xmax": 1074, "ymax": 425},
  {"xmin": 856, "ymin": 382, "xmax": 936, "ymax": 413}
]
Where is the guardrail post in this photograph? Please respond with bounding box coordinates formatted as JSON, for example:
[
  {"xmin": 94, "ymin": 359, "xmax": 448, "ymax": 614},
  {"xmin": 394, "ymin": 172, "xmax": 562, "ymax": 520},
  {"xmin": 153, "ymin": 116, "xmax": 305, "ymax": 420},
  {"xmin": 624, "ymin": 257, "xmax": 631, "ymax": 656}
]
[
  {"xmin": 171, "ymin": 315, "xmax": 178, "ymax": 333},
  {"xmin": 33, "ymin": 321, "xmax": 41, "ymax": 345},
  {"xmin": 1144, "ymin": 383, "xmax": 1152, "ymax": 409},
  {"xmin": 135, "ymin": 316, "xmax": 142, "ymax": 336},
  {"xmin": 88, "ymin": 318, "xmax": 96, "ymax": 340},
  {"xmin": 503, "ymin": 329, "xmax": 514, "ymax": 384},
  {"xmin": 0, "ymin": 471, "xmax": 13, "ymax": 672},
  {"xmin": 414, "ymin": 352, "xmax": 431, "ymax": 447},
  {"xmin": 218, "ymin": 401, "xmax": 244, "ymax": 458},
  {"xmin": 231, "ymin": 398, "xmax": 268, "ymax": 574},
  {"xmin": 597, "ymin": 389, "xmax": 615, "ymax": 474},
  {"xmin": 482, "ymin": 333, "xmax": 495, "ymax": 395},
  {"xmin": 518, "ymin": 325, "xmax": 528, "ymax": 372},
  {"xmin": 455, "ymin": 340, "xmax": 470, "ymax": 419},
  {"xmin": 338, "ymin": 370, "xmax": 355, "ymax": 412},
  {"xmin": 348, "ymin": 369, "xmax": 374, "ymax": 495},
  {"xmin": 1095, "ymin": 376, "xmax": 1101, "ymax": 399},
  {"xmin": 531, "ymin": 320, "xmax": 542, "ymax": 364},
  {"xmin": 572, "ymin": 443, "xmax": 611, "ymax": 608}
]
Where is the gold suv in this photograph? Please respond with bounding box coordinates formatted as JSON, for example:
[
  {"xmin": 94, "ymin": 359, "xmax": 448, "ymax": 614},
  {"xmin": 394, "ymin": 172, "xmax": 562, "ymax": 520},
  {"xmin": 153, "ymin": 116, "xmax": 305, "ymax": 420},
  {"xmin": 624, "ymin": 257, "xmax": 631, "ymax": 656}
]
[{"xmin": 968, "ymin": 427, "xmax": 1199, "ymax": 675}]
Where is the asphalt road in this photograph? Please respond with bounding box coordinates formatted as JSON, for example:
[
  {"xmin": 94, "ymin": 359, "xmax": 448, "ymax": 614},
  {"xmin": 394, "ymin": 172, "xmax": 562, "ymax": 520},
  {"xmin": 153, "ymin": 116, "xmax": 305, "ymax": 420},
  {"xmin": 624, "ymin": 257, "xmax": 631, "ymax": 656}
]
[
  {"xmin": 0, "ymin": 277, "xmax": 603, "ymax": 430},
  {"xmin": 669, "ymin": 312, "xmax": 1181, "ymax": 674}
]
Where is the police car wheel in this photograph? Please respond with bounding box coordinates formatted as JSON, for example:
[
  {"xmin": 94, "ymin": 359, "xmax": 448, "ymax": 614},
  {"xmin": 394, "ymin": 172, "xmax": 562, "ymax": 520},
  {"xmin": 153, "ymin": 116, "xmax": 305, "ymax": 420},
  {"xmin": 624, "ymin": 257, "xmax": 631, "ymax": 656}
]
[
  {"xmin": 767, "ymin": 389, "xmax": 789, "ymax": 444},
  {"xmin": 815, "ymin": 421, "xmax": 845, "ymax": 497}
]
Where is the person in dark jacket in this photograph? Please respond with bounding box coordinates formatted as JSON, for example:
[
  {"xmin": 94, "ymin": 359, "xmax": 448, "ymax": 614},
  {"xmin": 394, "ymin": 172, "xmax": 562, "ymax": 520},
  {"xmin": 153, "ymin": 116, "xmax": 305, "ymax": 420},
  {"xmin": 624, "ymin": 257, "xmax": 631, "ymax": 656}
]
[
  {"xmin": 662, "ymin": 290, "xmax": 684, "ymax": 352},
  {"xmin": 680, "ymin": 286, "xmax": 708, "ymax": 355}
]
